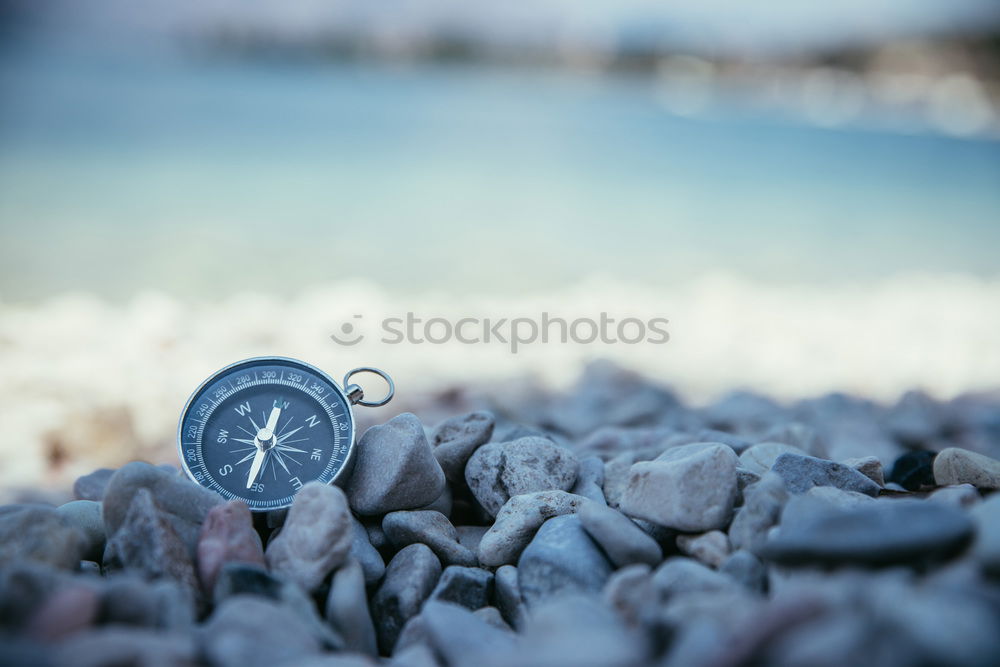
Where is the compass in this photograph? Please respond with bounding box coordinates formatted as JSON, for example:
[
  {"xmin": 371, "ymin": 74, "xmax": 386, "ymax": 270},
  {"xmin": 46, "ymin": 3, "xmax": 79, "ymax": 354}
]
[{"xmin": 177, "ymin": 356, "xmax": 393, "ymax": 511}]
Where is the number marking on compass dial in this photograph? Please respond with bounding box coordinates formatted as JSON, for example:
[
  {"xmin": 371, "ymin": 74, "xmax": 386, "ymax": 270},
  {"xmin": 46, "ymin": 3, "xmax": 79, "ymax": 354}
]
[{"xmin": 177, "ymin": 357, "xmax": 355, "ymax": 510}]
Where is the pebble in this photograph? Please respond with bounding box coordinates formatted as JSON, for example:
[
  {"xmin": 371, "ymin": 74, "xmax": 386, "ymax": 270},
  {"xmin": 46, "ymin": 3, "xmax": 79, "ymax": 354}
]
[
  {"xmin": 888, "ymin": 450, "xmax": 937, "ymax": 491},
  {"xmin": 55, "ymin": 628, "xmax": 196, "ymax": 667},
  {"xmin": 265, "ymin": 482, "xmax": 353, "ymax": 592},
  {"xmin": 350, "ymin": 516, "xmax": 386, "ymax": 586},
  {"xmin": 429, "ymin": 565, "xmax": 494, "ymax": 610},
  {"xmin": 510, "ymin": 594, "xmax": 648, "ymax": 667},
  {"xmin": 517, "ymin": 514, "xmax": 613, "ymax": 607},
  {"xmin": 601, "ymin": 452, "xmax": 637, "ymax": 509},
  {"xmin": 478, "ymin": 490, "xmax": 588, "ymax": 567},
  {"xmin": 55, "ymin": 500, "xmax": 105, "ymax": 562},
  {"xmin": 25, "ymin": 584, "xmax": 100, "ymax": 640},
  {"xmin": 196, "ymin": 500, "xmax": 265, "ymax": 594},
  {"xmin": 106, "ymin": 489, "xmax": 200, "ymax": 603},
  {"xmin": 202, "ymin": 594, "xmax": 323, "ymax": 667},
  {"xmin": 0, "ymin": 504, "xmax": 85, "ymax": 570},
  {"xmin": 728, "ymin": 472, "xmax": 790, "ymax": 553},
  {"xmin": 739, "ymin": 443, "xmax": 806, "ymax": 476},
  {"xmin": 770, "ymin": 453, "xmax": 881, "ymax": 496},
  {"xmin": 970, "ymin": 494, "xmax": 1000, "ymax": 576},
  {"xmin": 760, "ymin": 422, "xmax": 827, "ymax": 458},
  {"xmin": 603, "ymin": 563, "xmax": 654, "ymax": 627},
  {"xmin": 578, "ymin": 500, "xmax": 662, "ymax": 567},
  {"xmin": 465, "ymin": 436, "xmax": 579, "ymax": 517},
  {"xmin": 720, "ymin": 550, "xmax": 767, "ymax": 594},
  {"xmin": 371, "ymin": 543, "xmax": 442, "ymax": 653},
  {"xmin": 102, "ymin": 461, "xmax": 223, "ymax": 559},
  {"xmin": 927, "ymin": 484, "xmax": 981, "ymax": 509},
  {"xmin": 761, "ymin": 498, "xmax": 974, "ymax": 566},
  {"xmin": 382, "ymin": 510, "xmax": 477, "ymax": 567},
  {"xmin": 570, "ymin": 456, "xmax": 606, "ymax": 504},
  {"xmin": 345, "ymin": 413, "xmax": 446, "ymax": 516},
  {"xmin": 214, "ymin": 563, "xmax": 342, "ymax": 649},
  {"xmin": 933, "ymin": 447, "xmax": 1000, "ymax": 489},
  {"xmin": 652, "ymin": 557, "xmax": 738, "ymax": 597},
  {"xmin": 72, "ymin": 468, "xmax": 115, "ymax": 501},
  {"xmin": 493, "ymin": 565, "xmax": 525, "ymax": 630},
  {"xmin": 619, "ymin": 443, "xmax": 738, "ymax": 532},
  {"xmin": 473, "ymin": 606, "xmax": 511, "ymax": 632},
  {"xmin": 430, "ymin": 410, "xmax": 495, "ymax": 484},
  {"xmin": 418, "ymin": 484, "xmax": 452, "ymax": 516},
  {"xmin": 326, "ymin": 559, "xmax": 378, "ymax": 656},
  {"xmin": 419, "ymin": 600, "xmax": 518, "ymax": 666},
  {"xmin": 455, "ymin": 525, "xmax": 488, "ymax": 555},
  {"xmin": 676, "ymin": 530, "xmax": 731, "ymax": 569},
  {"xmin": 841, "ymin": 456, "xmax": 885, "ymax": 486}
]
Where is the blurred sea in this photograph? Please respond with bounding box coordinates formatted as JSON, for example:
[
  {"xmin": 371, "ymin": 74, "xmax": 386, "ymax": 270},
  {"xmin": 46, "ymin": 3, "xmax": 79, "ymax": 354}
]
[{"xmin": 1, "ymin": 49, "xmax": 999, "ymax": 488}]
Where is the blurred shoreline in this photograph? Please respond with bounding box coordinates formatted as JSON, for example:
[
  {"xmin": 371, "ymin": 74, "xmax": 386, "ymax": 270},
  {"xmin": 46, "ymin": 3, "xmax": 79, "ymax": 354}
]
[{"xmin": 2, "ymin": 273, "xmax": 999, "ymax": 491}]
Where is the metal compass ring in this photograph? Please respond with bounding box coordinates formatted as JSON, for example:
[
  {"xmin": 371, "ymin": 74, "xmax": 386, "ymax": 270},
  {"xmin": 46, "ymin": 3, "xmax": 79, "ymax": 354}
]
[{"xmin": 343, "ymin": 367, "xmax": 395, "ymax": 407}]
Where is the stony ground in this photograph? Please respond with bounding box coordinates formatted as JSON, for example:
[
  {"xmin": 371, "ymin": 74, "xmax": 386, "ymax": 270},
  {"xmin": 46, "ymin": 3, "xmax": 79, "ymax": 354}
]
[{"xmin": 2, "ymin": 363, "xmax": 1000, "ymax": 667}]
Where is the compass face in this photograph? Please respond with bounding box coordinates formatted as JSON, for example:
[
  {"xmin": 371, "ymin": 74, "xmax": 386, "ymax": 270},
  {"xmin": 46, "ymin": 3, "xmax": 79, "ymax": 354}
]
[{"xmin": 178, "ymin": 357, "xmax": 355, "ymax": 511}]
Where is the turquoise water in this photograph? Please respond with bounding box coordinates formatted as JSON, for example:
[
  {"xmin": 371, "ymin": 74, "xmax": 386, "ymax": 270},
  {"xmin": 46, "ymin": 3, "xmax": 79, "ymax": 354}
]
[{"xmin": 1, "ymin": 50, "xmax": 998, "ymax": 302}]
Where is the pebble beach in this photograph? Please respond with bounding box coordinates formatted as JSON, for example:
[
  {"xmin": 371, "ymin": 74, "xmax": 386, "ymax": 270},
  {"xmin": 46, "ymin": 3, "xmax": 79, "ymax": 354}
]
[{"xmin": 2, "ymin": 363, "xmax": 1000, "ymax": 667}]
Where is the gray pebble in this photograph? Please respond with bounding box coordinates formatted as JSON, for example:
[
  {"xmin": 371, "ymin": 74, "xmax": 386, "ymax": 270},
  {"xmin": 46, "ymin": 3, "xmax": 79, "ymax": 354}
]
[
  {"xmin": 928, "ymin": 484, "xmax": 981, "ymax": 509},
  {"xmin": 603, "ymin": 563, "xmax": 653, "ymax": 627},
  {"xmin": 761, "ymin": 498, "xmax": 974, "ymax": 566},
  {"xmin": 570, "ymin": 456, "xmax": 606, "ymax": 504},
  {"xmin": 728, "ymin": 472, "xmax": 789, "ymax": 554},
  {"xmin": 420, "ymin": 600, "xmax": 518, "ymax": 666},
  {"xmin": 326, "ymin": 559, "xmax": 377, "ymax": 656},
  {"xmin": 578, "ymin": 500, "xmax": 662, "ymax": 567},
  {"xmin": 107, "ymin": 489, "xmax": 200, "ymax": 604},
  {"xmin": 431, "ymin": 411, "xmax": 495, "ymax": 484},
  {"xmin": 771, "ymin": 453, "xmax": 881, "ymax": 497},
  {"xmin": 494, "ymin": 565, "xmax": 525, "ymax": 631},
  {"xmin": 418, "ymin": 485, "xmax": 453, "ymax": 517},
  {"xmin": 383, "ymin": 510, "xmax": 476, "ymax": 567},
  {"xmin": 841, "ymin": 456, "xmax": 885, "ymax": 486},
  {"xmin": 652, "ymin": 557, "xmax": 737, "ymax": 596},
  {"xmin": 619, "ymin": 443, "xmax": 738, "ymax": 532},
  {"xmin": 202, "ymin": 595, "xmax": 323, "ymax": 667},
  {"xmin": 372, "ymin": 543, "xmax": 442, "ymax": 653},
  {"xmin": 719, "ymin": 550, "xmax": 767, "ymax": 594},
  {"xmin": 213, "ymin": 564, "xmax": 342, "ymax": 650},
  {"xmin": 465, "ymin": 436, "xmax": 579, "ymax": 517},
  {"xmin": 473, "ymin": 606, "xmax": 511, "ymax": 632},
  {"xmin": 739, "ymin": 442, "xmax": 805, "ymax": 475},
  {"xmin": 0, "ymin": 505, "xmax": 85, "ymax": 570},
  {"xmin": 970, "ymin": 493, "xmax": 1000, "ymax": 576},
  {"xmin": 478, "ymin": 490, "xmax": 588, "ymax": 567},
  {"xmin": 55, "ymin": 500, "xmax": 105, "ymax": 562},
  {"xmin": 102, "ymin": 461, "xmax": 222, "ymax": 560},
  {"xmin": 455, "ymin": 525, "xmax": 488, "ymax": 556},
  {"xmin": 350, "ymin": 516, "xmax": 386, "ymax": 586},
  {"xmin": 346, "ymin": 413, "xmax": 446, "ymax": 516},
  {"xmin": 513, "ymin": 593, "xmax": 649, "ymax": 667},
  {"xmin": 55, "ymin": 628, "xmax": 196, "ymax": 667},
  {"xmin": 517, "ymin": 515, "xmax": 613, "ymax": 607},
  {"xmin": 429, "ymin": 565, "xmax": 494, "ymax": 610},
  {"xmin": 72, "ymin": 468, "xmax": 115, "ymax": 501}
]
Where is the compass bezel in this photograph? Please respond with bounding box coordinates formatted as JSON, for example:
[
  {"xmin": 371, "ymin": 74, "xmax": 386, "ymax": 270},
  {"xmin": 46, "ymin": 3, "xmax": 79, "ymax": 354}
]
[{"xmin": 176, "ymin": 355, "xmax": 358, "ymax": 510}]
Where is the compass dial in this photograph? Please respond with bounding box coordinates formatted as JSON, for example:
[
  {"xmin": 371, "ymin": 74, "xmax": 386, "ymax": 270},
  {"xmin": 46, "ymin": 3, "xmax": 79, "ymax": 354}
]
[{"xmin": 177, "ymin": 357, "xmax": 356, "ymax": 510}]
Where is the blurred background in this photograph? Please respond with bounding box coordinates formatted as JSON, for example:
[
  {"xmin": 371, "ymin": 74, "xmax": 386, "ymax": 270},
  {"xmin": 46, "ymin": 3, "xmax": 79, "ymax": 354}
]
[{"xmin": 1, "ymin": 0, "xmax": 999, "ymax": 491}]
